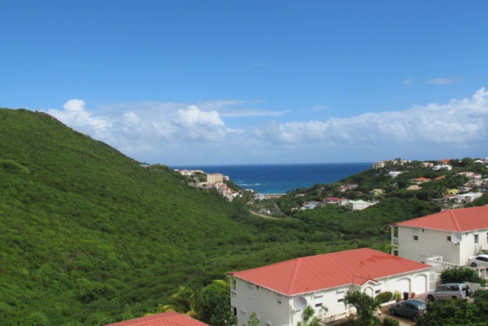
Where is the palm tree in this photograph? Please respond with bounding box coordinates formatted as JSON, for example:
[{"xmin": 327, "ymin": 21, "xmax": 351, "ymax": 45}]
[{"xmin": 160, "ymin": 286, "xmax": 203, "ymax": 318}]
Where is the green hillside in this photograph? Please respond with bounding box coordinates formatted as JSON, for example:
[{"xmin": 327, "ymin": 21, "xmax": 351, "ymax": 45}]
[{"xmin": 0, "ymin": 109, "xmax": 441, "ymax": 326}]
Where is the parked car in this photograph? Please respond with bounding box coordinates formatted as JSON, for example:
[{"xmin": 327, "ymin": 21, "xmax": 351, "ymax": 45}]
[
  {"xmin": 389, "ymin": 299, "xmax": 426, "ymax": 322},
  {"xmin": 427, "ymin": 283, "xmax": 472, "ymax": 301},
  {"xmin": 468, "ymin": 254, "xmax": 488, "ymax": 268}
]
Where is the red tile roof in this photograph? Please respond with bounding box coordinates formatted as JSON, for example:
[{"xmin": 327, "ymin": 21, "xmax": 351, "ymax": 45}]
[
  {"xmin": 229, "ymin": 248, "xmax": 429, "ymax": 296},
  {"xmin": 392, "ymin": 206, "xmax": 488, "ymax": 232},
  {"xmin": 104, "ymin": 313, "xmax": 209, "ymax": 326}
]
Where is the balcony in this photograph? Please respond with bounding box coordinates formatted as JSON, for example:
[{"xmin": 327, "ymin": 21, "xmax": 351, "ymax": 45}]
[
  {"xmin": 425, "ymin": 256, "xmax": 458, "ymax": 272},
  {"xmin": 426, "ymin": 256, "xmax": 488, "ymax": 279}
]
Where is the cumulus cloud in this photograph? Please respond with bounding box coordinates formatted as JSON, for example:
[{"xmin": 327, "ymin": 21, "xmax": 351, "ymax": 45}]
[
  {"xmin": 44, "ymin": 88, "xmax": 488, "ymax": 163},
  {"xmin": 255, "ymin": 88, "xmax": 488, "ymax": 146}
]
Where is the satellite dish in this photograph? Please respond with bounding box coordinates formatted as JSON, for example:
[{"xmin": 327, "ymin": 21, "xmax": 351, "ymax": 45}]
[
  {"xmin": 293, "ymin": 296, "xmax": 308, "ymax": 311},
  {"xmin": 451, "ymin": 232, "xmax": 462, "ymax": 244}
]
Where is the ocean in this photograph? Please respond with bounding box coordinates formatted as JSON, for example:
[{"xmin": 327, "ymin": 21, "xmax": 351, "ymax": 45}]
[{"xmin": 171, "ymin": 163, "xmax": 371, "ymax": 194}]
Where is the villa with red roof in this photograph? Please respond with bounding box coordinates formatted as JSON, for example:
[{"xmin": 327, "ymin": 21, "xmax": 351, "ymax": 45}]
[
  {"xmin": 104, "ymin": 312, "xmax": 209, "ymax": 326},
  {"xmin": 228, "ymin": 248, "xmax": 431, "ymax": 325},
  {"xmin": 390, "ymin": 206, "xmax": 488, "ymax": 269}
]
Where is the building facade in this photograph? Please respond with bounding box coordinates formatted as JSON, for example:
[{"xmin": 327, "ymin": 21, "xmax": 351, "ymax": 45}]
[
  {"xmin": 391, "ymin": 206, "xmax": 488, "ymax": 266},
  {"xmin": 229, "ymin": 248, "xmax": 431, "ymax": 326}
]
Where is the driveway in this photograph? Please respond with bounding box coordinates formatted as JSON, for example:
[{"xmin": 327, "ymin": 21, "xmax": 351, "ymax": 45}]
[{"xmin": 378, "ymin": 294, "xmax": 428, "ymax": 326}]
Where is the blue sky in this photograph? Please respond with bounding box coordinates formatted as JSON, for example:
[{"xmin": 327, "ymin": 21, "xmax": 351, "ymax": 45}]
[{"xmin": 1, "ymin": 1, "xmax": 488, "ymax": 165}]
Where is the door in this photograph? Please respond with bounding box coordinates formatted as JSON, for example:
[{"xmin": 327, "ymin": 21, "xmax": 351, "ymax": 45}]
[
  {"xmin": 395, "ymin": 278, "xmax": 410, "ymax": 294},
  {"xmin": 364, "ymin": 287, "xmax": 374, "ymax": 297},
  {"xmin": 412, "ymin": 275, "xmax": 427, "ymax": 294}
]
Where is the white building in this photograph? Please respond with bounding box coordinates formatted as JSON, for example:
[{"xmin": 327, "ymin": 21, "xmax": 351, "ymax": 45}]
[
  {"xmin": 388, "ymin": 171, "xmax": 405, "ymax": 178},
  {"xmin": 390, "ymin": 206, "xmax": 488, "ymax": 267},
  {"xmin": 451, "ymin": 192, "xmax": 483, "ymax": 204},
  {"xmin": 432, "ymin": 164, "xmax": 452, "ymax": 171},
  {"xmin": 347, "ymin": 200, "xmax": 374, "ymax": 211},
  {"xmin": 229, "ymin": 248, "xmax": 431, "ymax": 326}
]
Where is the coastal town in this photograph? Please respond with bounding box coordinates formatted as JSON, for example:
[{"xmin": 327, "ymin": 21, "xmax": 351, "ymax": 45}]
[
  {"xmin": 174, "ymin": 168, "xmax": 244, "ymax": 201},
  {"xmin": 259, "ymin": 157, "xmax": 488, "ymax": 218}
]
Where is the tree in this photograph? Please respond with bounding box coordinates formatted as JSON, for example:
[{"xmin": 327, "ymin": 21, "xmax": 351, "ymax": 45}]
[
  {"xmin": 200, "ymin": 280, "xmax": 236, "ymax": 326},
  {"xmin": 297, "ymin": 306, "xmax": 327, "ymax": 326},
  {"xmin": 441, "ymin": 267, "xmax": 486, "ymax": 286},
  {"xmin": 245, "ymin": 313, "xmax": 259, "ymax": 326},
  {"xmin": 344, "ymin": 292, "xmax": 380, "ymax": 326},
  {"xmin": 160, "ymin": 286, "xmax": 203, "ymax": 318},
  {"xmin": 416, "ymin": 299, "xmax": 480, "ymax": 326}
]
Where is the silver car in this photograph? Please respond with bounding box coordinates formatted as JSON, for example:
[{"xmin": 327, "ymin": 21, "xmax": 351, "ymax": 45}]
[{"xmin": 427, "ymin": 283, "xmax": 471, "ymax": 301}]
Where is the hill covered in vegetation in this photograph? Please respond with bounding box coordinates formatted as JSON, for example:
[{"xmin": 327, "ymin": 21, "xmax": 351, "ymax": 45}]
[
  {"xmin": 0, "ymin": 109, "xmax": 444, "ymax": 326},
  {"xmin": 277, "ymin": 157, "xmax": 488, "ymax": 215}
]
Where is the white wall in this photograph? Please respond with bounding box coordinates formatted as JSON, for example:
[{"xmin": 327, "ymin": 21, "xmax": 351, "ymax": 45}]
[
  {"xmin": 397, "ymin": 226, "xmax": 488, "ymax": 266},
  {"xmin": 231, "ymin": 269, "xmax": 431, "ymax": 326},
  {"xmin": 460, "ymin": 230, "xmax": 488, "ymax": 265},
  {"xmin": 231, "ymin": 278, "xmax": 291, "ymax": 326},
  {"xmin": 397, "ymin": 227, "xmax": 461, "ymax": 264}
]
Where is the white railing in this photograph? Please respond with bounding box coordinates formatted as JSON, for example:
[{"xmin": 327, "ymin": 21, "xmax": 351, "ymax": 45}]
[
  {"xmin": 392, "ymin": 236, "xmax": 399, "ymax": 245},
  {"xmin": 426, "ymin": 256, "xmax": 458, "ymax": 272},
  {"xmin": 426, "ymin": 256, "xmax": 488, "ymax": 279}
]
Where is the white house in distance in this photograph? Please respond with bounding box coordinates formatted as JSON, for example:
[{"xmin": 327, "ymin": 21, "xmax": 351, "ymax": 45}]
[
  {"xmin": 390, "ymin": 206, "xmax": 488, "ymax": 268},
  {"xmin": 347, "ymin": 200, "xmax": 376, "ymax": 211},
  {"xmin": 229, "ymin": 248, "xmax": 431, "ymax": 326}
]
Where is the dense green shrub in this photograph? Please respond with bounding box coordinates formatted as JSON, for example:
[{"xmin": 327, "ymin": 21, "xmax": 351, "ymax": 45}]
[
  {"xmin": 382, "ymin": 317, "xmax": 399, "ymax": 326},
  {"xmin": 441, "ymin": 267, "xmax": 486, "ymax": 286},
  {"xmin": 375, "ymin": 291, "xmax": 393, "ymax": 304}
]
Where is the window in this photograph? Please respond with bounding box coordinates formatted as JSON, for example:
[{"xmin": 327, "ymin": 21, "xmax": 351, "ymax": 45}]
[
  {"xmin": 337, "ymin": 290, "xmax": 346, "ymax": 303},
  {"xmin": 375, "ymin": 289, "xmax": 381, "ymax": 295},
  {"xmin": 413, "ymin": 235, "xmax": 419, "ymax": 241},
  {"xmin": 447, "ymin": 236, "xmax": 452, "ymax": 241},
  {"xmin": 315, "ymin": 294, "xmax": 323, "ymax": 308},
  {"xmin": 475, "ymin": 234, "xmax": 479, "ymax": 244},
  {"xmin": 233, "ymin": 307, "xmax": 237, "ymax": 316},
  {"xmin": 277, "ymin": 300, "xmax": 282, "ymax": 305},
  {"xmin": 393, "ymin": 250, "xmax": 399, "ymax": 256}
]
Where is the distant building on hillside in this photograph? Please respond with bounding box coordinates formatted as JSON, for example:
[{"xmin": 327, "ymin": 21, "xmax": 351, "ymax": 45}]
[
  {"xmin": 406, "ymin": 185, "xmax": 422, "ymax": 191},
  {"xmin": 432, "ymin": 164, "xmax": 452, "ymax": 171},
  {"xmin": 347, "ymin": 200, "xmax": 376, "ymax": 211},
  {"xmin": 422, "ymin": 162, "xmax": 434, "ymax": 168},
  {"xmin": 207, "ymin": 173, "xmax": 224, "ymax": 184}
]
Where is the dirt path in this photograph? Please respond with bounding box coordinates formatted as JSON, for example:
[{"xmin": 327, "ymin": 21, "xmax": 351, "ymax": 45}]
[{"xmin": 249, "ymin": 209, "xmax": 280, "ymax": 220}]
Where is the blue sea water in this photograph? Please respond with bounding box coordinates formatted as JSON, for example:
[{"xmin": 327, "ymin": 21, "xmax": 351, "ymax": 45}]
[{"xmin": 171, "ymin": 163, "xmax": 371, "ymax": 194}]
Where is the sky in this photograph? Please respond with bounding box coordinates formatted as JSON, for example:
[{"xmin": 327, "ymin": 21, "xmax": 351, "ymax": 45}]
[{"xmin": 1, "ymin": 0, "xmax": 488, "ymax": 165}]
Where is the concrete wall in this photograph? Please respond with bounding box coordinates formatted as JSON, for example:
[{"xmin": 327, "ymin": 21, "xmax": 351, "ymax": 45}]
[
  {"xmin": 231, "ymin": 277, "xmax": 291, "ymax": 326},
  {"xmin": 397, "ymin": 226, "xmax": 488, "ymax": 266}
]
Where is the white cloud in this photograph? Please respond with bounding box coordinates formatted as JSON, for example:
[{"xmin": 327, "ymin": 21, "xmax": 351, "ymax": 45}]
[
  {"xmin": 219, "ymin": 109, "xmax": 290, "ymax": 117},
  {"xmin": 44, "ymin": 88, "xmax": 488, "ymax": 163},
  {"xmin": 426, "ymin": 77, "xmax": 461, "ymax": 85},
  {"xmin": 255, "ymin": 88, "xmax": 488, "ymax": 146}
]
